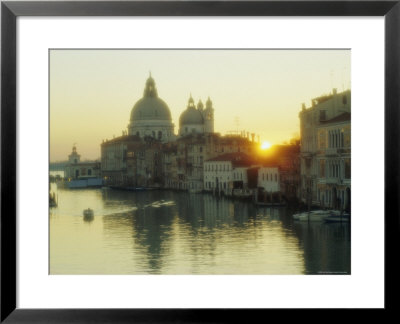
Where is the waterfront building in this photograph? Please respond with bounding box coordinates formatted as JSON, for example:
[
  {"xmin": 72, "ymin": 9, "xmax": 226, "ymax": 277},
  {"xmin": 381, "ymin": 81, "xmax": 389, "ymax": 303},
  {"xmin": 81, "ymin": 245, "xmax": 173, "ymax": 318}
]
[
  {"xmin": 161, "ymin": 142, "xmax": 179, "ymax": 189},
  {"xmin": 101, "ymin": 73, "xmax": 259, "ymax": 192},
  {"xmin": 272, "ymin": 143, "xmax": 301, "ymax": 200},
  {"xmin": 175, "ymin": 133, "xmax": 207, "ymax": 192},
  {"xmin": 299, "ymin": 88, "xmax": 351, "ymax": 208},
  {"xmin": 101, "ymin": 135, "xmax": 163, "ymax": 187},
  {"xmin": 316, "ymin": 112, "xmax": 351, "ymax": 211},
  {"xmin": 128, "ymin": 74, "xmax": 175, "ymax": 142},
  {"xmin": 64, "ymin": 145, "xmax": 101, "ymax": 180},
  {"xmin": 258, "ymin": 167, "xmax": 280, "ymax": 192},
  {"xmin": 203, "ymin": 152, "xmax": 255, "ymax": 195}
]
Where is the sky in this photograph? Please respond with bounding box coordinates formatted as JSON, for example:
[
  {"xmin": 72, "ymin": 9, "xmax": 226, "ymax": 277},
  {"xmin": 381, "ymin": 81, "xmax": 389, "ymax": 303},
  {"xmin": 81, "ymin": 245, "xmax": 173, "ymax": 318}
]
[{"xmin": 50, "ymin": 49, "xmax": 350, "ymax": 162}]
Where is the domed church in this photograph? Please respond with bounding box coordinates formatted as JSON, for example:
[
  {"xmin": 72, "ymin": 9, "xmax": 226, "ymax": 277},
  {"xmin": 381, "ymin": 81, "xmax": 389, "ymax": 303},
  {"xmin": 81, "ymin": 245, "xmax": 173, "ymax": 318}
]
[
  {"xmin": 179, "ymin": 95, "xmax": 214, "ymax": 136},
  {"xmin": 128, "ymin": 74, "xmax": 175, "ymax": 142}
]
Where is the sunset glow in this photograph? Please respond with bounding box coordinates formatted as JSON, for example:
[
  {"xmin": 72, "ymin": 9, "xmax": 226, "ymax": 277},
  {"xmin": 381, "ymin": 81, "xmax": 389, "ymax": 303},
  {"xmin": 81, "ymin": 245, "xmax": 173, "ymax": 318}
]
[{"xmin": 261, "ymin": 141, "xmax": 272, "ymax": 150}]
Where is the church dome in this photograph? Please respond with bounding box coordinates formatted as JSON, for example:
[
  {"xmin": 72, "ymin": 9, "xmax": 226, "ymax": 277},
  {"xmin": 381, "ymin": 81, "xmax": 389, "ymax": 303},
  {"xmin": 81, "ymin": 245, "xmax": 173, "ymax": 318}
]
[
  {"xmin": 179, "ymin": 96, "xmax": 204, "ymax": 126},
  {"xmin": 130, "ymin": 75, "xmax": 172, "ymax": 122}
]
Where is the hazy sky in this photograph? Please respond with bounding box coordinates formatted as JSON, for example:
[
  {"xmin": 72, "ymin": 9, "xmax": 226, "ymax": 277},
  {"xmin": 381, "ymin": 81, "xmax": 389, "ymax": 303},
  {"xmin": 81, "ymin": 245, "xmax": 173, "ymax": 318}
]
[{"xmin": 50, "ymin": 49, "xmax": 350, "ymax": 161}]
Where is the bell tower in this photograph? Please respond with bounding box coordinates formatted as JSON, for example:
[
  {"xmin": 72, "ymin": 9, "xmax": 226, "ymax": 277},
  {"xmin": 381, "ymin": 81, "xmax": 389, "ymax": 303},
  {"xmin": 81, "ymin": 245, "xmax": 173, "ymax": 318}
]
[
  {"xmin": 68, "ymin": 144, "xmax": 81, "ymax": 164},
  {"xmin": 203, "ymin": 97, "xmax": 214, "ymax": 133}
]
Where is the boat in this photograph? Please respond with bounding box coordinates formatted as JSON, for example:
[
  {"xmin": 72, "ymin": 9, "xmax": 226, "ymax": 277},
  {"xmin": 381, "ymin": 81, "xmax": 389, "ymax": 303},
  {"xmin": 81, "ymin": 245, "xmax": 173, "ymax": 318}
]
[
  {"xmin": 294, "ymin": 210, "xmax": 333, "ymax": 221},
  {"xmin": 323, "ymin": 212, "xmax": 350, "ymax": 223},
  {"xmin": 83, "ymin": 208, "xmax": 94, "ymax": 219},
  {"xmin": 232, "ymin": 189, "xmax": 253, "ymax": 200},
  {"xmin": 49, "ymin": 192, "xmax": 58, "ymax": 207}
]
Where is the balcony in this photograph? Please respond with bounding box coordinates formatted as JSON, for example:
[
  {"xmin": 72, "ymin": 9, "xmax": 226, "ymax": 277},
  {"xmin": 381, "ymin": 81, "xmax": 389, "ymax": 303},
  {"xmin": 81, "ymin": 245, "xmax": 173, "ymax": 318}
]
[
  {"xmin": 325, "ymin": 177, "xmax": 339, "ymax": 184},
  {"xmin": 326, "ymin": 177, "xmax": 349, "ymax": 185},
  {"xmin": 325, "ymin": 148, "xmax": 338, "ymax": 156}
]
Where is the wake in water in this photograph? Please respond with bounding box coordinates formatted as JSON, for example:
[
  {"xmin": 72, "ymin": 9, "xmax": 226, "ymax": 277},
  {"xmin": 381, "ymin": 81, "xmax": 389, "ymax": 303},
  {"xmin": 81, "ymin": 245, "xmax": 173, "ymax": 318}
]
[{"xmin": 143, "ymin": 200, "xmax": 176, "ymax": 208}]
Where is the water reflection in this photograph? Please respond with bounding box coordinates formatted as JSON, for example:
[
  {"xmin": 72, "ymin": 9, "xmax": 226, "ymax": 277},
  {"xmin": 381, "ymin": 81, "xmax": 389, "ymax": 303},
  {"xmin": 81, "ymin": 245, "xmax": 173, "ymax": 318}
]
[{"xmin": 50, "ymin": 187, "xmax": 350, "ymax": 275}]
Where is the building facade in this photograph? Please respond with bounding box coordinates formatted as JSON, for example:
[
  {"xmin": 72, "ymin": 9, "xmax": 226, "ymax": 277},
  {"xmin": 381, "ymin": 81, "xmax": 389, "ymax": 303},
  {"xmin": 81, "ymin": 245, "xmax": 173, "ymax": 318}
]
[
  {"xmin": 299, "ymin": 88, "xmax": 351, "ymax": 208},
  {"xmin": 100, "ymin": 74, "xmax": 261, "ymax": 193},
  {"xmin": 316, "ymin": 112, "xmax": 351, "ymax": 211},
  {"xmin": 203, "ymin": 152, "xmax": 255, "ymax": 195},
  {"xmin": 64, "ymin": 145, "xmax": 101, "ymax": 180},
  {"xmin": 101, "ymin": 135, "xmax": 163, "ymax": 187},
  {"xmin": 258, "ymin": 167, "xmax": 280, "ymax": 192}
]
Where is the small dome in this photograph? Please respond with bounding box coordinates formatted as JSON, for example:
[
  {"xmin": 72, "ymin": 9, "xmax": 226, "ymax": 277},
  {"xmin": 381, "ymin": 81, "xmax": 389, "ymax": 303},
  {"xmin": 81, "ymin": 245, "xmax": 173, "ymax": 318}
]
[
  {"xmin": 130, "ymin": 75, "xmax": 172, "ymax": 122},
  {"xmin": 180, "ymin": 107, "xmax": 204, "ymax": 125},
  {"xmin": 180, "ymin": 96, "xmax": 204, "ymax": 125}
]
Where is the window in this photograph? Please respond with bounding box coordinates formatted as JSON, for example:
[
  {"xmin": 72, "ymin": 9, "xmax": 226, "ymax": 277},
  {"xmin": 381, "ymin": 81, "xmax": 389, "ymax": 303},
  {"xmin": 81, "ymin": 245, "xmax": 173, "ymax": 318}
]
[
  {"xmin": 319, "ymin": 110, "xmax": 326, "ymax": 121},
  {"xmin": 345, "ymin": 159, "xmax": 351, "ymax": 179},
  {"xmin": 319, "ymin": 159, "xmax": 326, "ymax": 178}
]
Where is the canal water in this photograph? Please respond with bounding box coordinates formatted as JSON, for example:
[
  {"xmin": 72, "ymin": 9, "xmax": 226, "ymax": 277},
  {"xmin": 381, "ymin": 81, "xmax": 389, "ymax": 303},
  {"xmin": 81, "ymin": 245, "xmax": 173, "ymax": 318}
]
[{"xmin": 49, "ymin": 184, "xmax": 351, "ymax": 275}]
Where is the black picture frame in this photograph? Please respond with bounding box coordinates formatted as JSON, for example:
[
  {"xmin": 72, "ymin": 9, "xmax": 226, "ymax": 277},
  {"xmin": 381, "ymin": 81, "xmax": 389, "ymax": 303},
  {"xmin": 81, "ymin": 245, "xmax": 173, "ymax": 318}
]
[{"xmin": 1, "ymin": 0, "xmax": 398, "ymax": 322}]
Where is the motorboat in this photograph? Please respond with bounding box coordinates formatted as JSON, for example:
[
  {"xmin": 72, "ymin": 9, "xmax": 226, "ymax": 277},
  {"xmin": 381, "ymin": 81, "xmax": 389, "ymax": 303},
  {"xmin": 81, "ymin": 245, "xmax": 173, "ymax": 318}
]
[
  {"xmin": 294, "ymin": 210, "xmax": 333, "ymax": 221},
  {"xmin": 83, "ymin": 208, "xmax": 94, "ymax": 219}
]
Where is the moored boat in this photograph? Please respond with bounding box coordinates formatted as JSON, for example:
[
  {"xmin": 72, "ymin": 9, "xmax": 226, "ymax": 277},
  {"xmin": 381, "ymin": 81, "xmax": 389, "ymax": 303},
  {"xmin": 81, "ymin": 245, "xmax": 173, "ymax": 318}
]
[
  {"xmin": 294, "ymin": 210, "xmax": 332, "ymax": 221},
  {"xmin": 323, "ymin": 212, "xmax": 350, "ymax": 223}
]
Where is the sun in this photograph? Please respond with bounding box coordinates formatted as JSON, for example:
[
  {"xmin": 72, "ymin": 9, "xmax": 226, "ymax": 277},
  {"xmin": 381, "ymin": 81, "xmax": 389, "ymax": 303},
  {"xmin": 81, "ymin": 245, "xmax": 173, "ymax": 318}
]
[{"xmin": 261, "ymin": 141, "xmax": 271, "ymax": 150}]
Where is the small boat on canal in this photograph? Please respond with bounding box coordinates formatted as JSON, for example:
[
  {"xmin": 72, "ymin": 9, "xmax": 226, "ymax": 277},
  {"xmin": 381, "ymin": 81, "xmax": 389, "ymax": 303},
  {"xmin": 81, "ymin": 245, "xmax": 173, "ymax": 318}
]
[{"xmin": 83, "ymin": 208, "xmax": 94, "ymax": 220}]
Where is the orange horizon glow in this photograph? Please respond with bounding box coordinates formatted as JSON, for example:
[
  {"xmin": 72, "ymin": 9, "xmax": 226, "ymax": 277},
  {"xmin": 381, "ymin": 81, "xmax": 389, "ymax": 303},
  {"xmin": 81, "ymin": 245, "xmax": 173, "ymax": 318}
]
[{"xmin": 261, "ymin": 141, "xmax": 272, "ymax": 150}]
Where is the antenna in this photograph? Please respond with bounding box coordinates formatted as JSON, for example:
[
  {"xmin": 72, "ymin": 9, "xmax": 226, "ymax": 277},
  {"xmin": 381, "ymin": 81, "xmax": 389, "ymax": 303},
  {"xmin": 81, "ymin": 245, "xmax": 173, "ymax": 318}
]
[{"xmin": 234, "ymin": 116, "xmax": 239, "ymax": 134}]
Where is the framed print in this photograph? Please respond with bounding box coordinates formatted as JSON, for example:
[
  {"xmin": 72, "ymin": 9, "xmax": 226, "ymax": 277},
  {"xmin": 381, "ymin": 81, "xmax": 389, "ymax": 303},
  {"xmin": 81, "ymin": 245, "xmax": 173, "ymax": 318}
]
[{"xmin": 1, "ymin": 0, "xmax": 398, "ymax": 322}]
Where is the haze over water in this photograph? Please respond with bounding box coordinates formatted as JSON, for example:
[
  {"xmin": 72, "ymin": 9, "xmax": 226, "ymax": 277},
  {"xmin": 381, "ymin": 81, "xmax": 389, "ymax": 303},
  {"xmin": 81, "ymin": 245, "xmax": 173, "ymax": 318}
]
[{"xmin": 50, "ymin": 183, "xmax": 350, "ymax": 275}]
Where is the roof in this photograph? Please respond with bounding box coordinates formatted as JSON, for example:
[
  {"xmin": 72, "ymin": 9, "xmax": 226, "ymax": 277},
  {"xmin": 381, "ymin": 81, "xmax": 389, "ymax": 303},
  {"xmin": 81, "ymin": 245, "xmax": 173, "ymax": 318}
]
[
  {"xmin": 179, "ymin": 106, "xmax": 204, "ymax": 125},
  {"xmin": 130, "ymin": 76, "xmax": 172, "ymax": 122},
  {"xmin": 206, "ymin": 152, "xmax": 255, "ymax": 167},
  {"xmin": 102, "ymin": 135, "xmax": 142, "ymax": 145}
]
